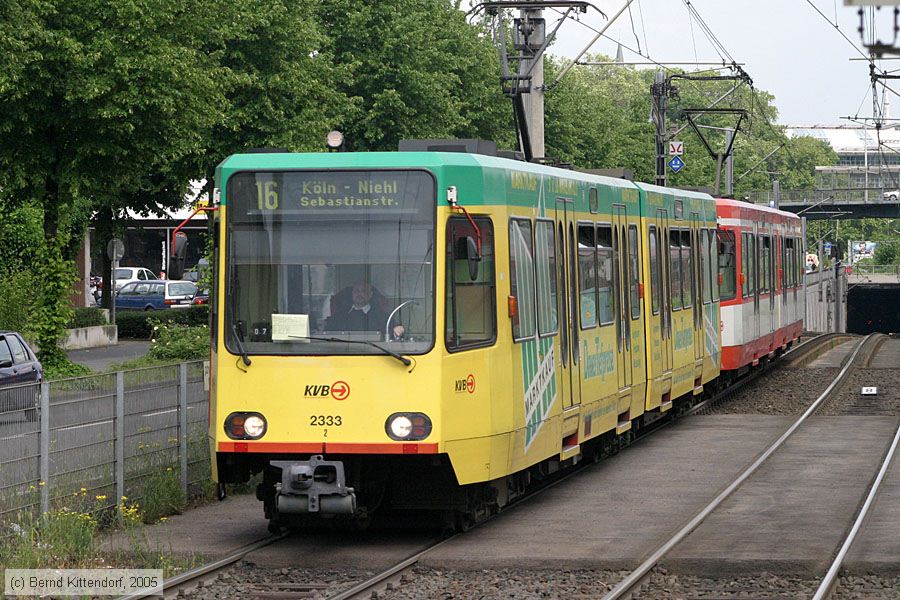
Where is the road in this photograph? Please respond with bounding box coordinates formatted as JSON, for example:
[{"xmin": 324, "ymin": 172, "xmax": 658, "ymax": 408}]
[{"xmin": 66, "ymin": 340, "xmax": 152, "ymax": 371}]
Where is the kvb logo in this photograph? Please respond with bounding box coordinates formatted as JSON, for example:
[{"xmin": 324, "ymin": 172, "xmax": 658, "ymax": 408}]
[
  {"xmin": 304, "ymin": 381, "xmax": 351, "ymax": 400},
  {"xmin": 454, "ymin": 374, "xmax": 476, "ymax": 394}
]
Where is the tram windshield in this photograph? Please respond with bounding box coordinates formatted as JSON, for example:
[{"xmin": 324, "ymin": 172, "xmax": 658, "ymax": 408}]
[{"xmin": 225, "ymin": 170, "xmax": 435, "ymax": 356}]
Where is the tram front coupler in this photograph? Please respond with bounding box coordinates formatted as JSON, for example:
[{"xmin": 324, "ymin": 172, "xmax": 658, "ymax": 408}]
[{"xmin": 270, "ymin": 455, "xmax": 357, "ymax": 515}]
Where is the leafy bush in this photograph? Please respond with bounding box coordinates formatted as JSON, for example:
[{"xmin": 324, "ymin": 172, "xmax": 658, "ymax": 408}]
[
  {"xmin": 116, "ymin": 305, "xmax": 209, "ymax": 339},
  {"xmin": 0, "ymin": 268, "xmax": 39, "ymax": 338},
  {"xmin": 148, "ymin": 322, "xmax": 209, "ymax": 361},
  {"xmin": 67, "ymin": 307, "xmax": 107, "ymax": 329},
  {"xmin": 43, "ymin": 355, "xmax": 93, "ymax": 380}
]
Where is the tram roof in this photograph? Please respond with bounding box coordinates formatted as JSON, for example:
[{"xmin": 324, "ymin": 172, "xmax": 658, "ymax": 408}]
[
  {"xmin": 216, "ymin": 150, "xmax": 636, "ymax": 189},
  {"xmin": 216, "ymin": 151, "xmax": 715, "ymax": 217}
]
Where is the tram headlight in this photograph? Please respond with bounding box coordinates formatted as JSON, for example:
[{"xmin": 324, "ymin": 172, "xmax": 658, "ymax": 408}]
[
  {"xmin": 225, "ymin": 412, "xmax": 267, "ymax": 440},
  {"xmin": 385, "ymin": 413, "xmax": 432, "ymax": 441},
  {"xmin": 243, "ymin": 415, "xmax": 266, "ymax": 438}
]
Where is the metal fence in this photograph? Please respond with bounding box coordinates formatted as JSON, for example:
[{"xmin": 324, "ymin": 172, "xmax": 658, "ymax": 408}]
[
  {"xmin": 0, "ymin": 361, "xmax": 209, "ymax": 521},
  {"xmin": 849, "ymin": 264, "xmax": 900, "ymax": 278},
  {"xmin": 746, "ymin": 187, "xmax": 900, "ymax": 206}
]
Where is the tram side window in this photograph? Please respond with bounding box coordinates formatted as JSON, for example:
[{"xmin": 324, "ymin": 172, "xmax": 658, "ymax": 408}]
[
  {"xmin": 578, "ymin": 223, "xmax": 598, "ymax": 329},
  {"xmin": 701, "ymin": 229, "xmax": 712, "ymax": 304},
  {"xmin": 670, "ymin": 229, "xmax": 683, "ymax": 310},
  {"xmin": 786, "ymin": 237, "xmax": 795, "ymax": 287},
  {"xmin": 535, "ymin": 220, "xmax": 558, "ymax": 336},
  {"xmin": 596, "ymin": 225, "xmax": 614, "ymax": 325},
  {"xmin": 628, "ymin": 225, "xmax": 640, "ymax": 319},
  {"xmin": 708, "ymin": 229, "xmax": 719, "ymax": 302},
  {"xmin": 741, "ymin": 233, "xmax": 749, "ymax": 297},
  {"xmin": 649, "ymin": 226, "xmax": 660, "ymax": 314},
  {"xmin": 509, "ymin": 218, "xmax": 536, "ymax": 341},
  {"xmin": 761, "ymin": 235, "xmax": 771, "ymax": 294},
  {"xmin": 717, "ymin": 230, "xmax": 736, "ymax": 300},
  {"xmin": 681, "ymin": 229, "xmax": 693, "ymax": 308},
  {"xmin": 780, "ymin": 236, "xmax": 787, "ymax": 289},
  {"xmin": 748, "ymin": 234, "xmax": 757, "ymax": 296},
  {"xmin": 793, "ymin": 237, "xmax": 799, "ymax": 286},
  {"xmin": 446, "ymin": 217, "xmax": 496, "ymax": 351}
]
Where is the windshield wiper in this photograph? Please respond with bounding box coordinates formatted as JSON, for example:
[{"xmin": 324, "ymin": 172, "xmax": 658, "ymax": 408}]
[
  {"xmin": 232, "ymin": 323, "xmax": 252, "ymax": 367},
  {"xmin": 289, "ymin": 335, "xmax": 411, "ymax": 366}
]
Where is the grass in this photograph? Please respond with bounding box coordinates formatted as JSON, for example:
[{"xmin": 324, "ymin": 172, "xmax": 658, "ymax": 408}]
[
  {"xmin": 138, "ymin": 467, "xmax": 186, "ymax": 524},
  {"xmin": 0, "ymin": 487, "xmax": 202, "ymax": 578}
]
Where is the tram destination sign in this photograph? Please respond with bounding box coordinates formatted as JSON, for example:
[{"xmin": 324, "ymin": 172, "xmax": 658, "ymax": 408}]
[{"xmin": 229, "ymin": 170, "xmax": 434, "ymax": 218}]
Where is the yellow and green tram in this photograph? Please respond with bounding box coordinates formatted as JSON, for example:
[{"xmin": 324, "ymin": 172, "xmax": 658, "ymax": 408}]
[{"xmin": 209, "ymin": 146, "xmax": 720, "ymax": 529}]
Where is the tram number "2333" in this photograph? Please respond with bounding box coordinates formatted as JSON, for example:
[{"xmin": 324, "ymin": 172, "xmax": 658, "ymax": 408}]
[{"xmin": 309, "ymin": 415, "xmax": 342, "ymax": 427}]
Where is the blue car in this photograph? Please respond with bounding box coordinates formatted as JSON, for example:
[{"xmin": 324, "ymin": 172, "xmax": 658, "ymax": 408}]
[
  {"xmin": 0, "ymin": 331, "xmax": 42, "ymax": 420},
  {"xmin": 116, "ymin": 280, "xmax": 198, "ymax": 311}
]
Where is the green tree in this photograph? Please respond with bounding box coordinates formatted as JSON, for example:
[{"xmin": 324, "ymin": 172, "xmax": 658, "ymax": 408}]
[
  {"xmin": 0, "ymin": 0, "xmax": 228, "ymax": 363},
  {"xmin": 873, "ymin": 240, "xmax": 898, "ymax": 264},
  {"xmin": 202, "ymin": 0, "xmax": 353, "ymax": 182},
  {"xmin": 314, "ymin": 0, "xmax": 512, "ymax": 151},
  {"xmin": 544, "ymin": 58, "xmax": 655, "ymax": 179}
]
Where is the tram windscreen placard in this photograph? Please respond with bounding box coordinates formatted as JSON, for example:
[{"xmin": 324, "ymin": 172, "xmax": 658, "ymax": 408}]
[{"xmin": 227, "ymin": 170, "xmax": 435, "ymax": 222}]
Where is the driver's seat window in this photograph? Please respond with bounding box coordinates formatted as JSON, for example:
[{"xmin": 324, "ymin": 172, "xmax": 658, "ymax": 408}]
[{"xmin": 445, "ymin": 216, "xmax": 496, "ymax": 351}]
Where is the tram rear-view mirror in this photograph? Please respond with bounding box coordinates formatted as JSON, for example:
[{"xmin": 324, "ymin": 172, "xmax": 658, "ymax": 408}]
[
  {"xmin": 170, "ymin": 232, "xmax": 188, "ymax": 280},
  {"xmin": 466, "ymin": 236, "xmax": 481, "ymax": 281}
]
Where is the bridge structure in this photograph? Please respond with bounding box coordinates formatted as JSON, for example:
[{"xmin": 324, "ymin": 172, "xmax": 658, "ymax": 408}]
[{"xmin": 744, "ymin": 188, "xmax": 900, "ymax": 220}]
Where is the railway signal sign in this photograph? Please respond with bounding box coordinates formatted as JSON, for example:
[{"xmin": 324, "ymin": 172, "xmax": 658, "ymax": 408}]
[
  {"xmin": 668, "ymin": 140, "xmax": 684, "ymax": 156},
  {"xmin": 667, "ymin": 155, "xmax": 685, "ymax": 174}
]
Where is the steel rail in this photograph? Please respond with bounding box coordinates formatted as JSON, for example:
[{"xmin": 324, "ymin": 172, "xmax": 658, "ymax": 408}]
[
  {"xmin": 813, "ymin": 418, "xmax": 900, "ymax": 600},
  {"xmin": 117, "ymin": 533, "xmax": 286, "ymax": 600},
  {"xmin": 326, "ymin": 538, "xmax": 449, "ymax": 600},
  {"xmin": 686, "ymin": 333, "xmax": 840, "ymax": 416},
  {"xmin": 327, "ymin": 422, "xmax": 637, "ymax": 600},
  {"xmin": 602, "ymin": 334, "xmax": 874, "ymax": 600}
]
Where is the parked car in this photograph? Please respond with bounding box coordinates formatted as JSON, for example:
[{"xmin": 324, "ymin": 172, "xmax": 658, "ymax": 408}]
[
  {"xmin": 116, "ymin": 280, "xmax": 198, "ymax": 311},
  {"xmin": 0, "ymin": 332, "xmax": 42, "ymax": 421},
  {"xmin": 191, "ymin": 289, "xmax": 210, "ymax": 305},
  {"xmin": 114, "ymin": 267, "xmax": 158, "ymax": 291},
  {"xmin": 182, "ymin": 259, "xmax": 210, "ymax": 283}
]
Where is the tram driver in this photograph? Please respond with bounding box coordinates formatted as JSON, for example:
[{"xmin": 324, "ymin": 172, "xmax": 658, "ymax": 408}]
[{"xmin": 325, "ymin": 280, "xmax": 406, "ymax": 340}]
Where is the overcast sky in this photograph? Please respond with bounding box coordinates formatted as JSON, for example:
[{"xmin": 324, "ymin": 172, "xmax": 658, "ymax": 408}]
[{"xmin": 501, "ymin": 0, "xmax": 891, "ymax": 125}]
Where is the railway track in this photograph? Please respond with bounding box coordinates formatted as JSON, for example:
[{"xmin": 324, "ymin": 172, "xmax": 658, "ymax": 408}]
[
  {"xmin": 687, "ymin": 332, "xmax": 850, "ymax": 417},
  {"xmin": 119, "ymin": 333, "xmax": 849, "ymax": 600},
  {"xmin": 602, "ymin": 333, "xmax": 900, "ymax": 600}
]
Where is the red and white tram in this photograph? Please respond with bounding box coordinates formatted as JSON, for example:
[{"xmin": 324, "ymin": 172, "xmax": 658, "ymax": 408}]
[{"xmin": 716, "ymin": 199, "xmax": 804, "ymax": 372}]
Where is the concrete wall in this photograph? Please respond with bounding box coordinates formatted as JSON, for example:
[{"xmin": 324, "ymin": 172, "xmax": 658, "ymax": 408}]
[
  {"xmin": 805, "ymin": 267, "xmax": 847, "ymax": 333},
  {"xmin": 61, "ymin": 325, "xmax": 118, "ymax": 350}
]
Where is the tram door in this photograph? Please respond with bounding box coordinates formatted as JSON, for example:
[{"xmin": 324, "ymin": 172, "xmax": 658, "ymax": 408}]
[
  {"xmin": 613, "ymin": 205, "xmax": 633, "ymax": 390},
  {"xmin": 691, "ymin": 214, "xmax": 704, "ymax": 362},
  {"xmin": 556, "ymin": 199, "xmax": 582, "ymax": 410},
  {"xmin": 657, "ymin": 210, "xmax": 673, "ymax": 373}
]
